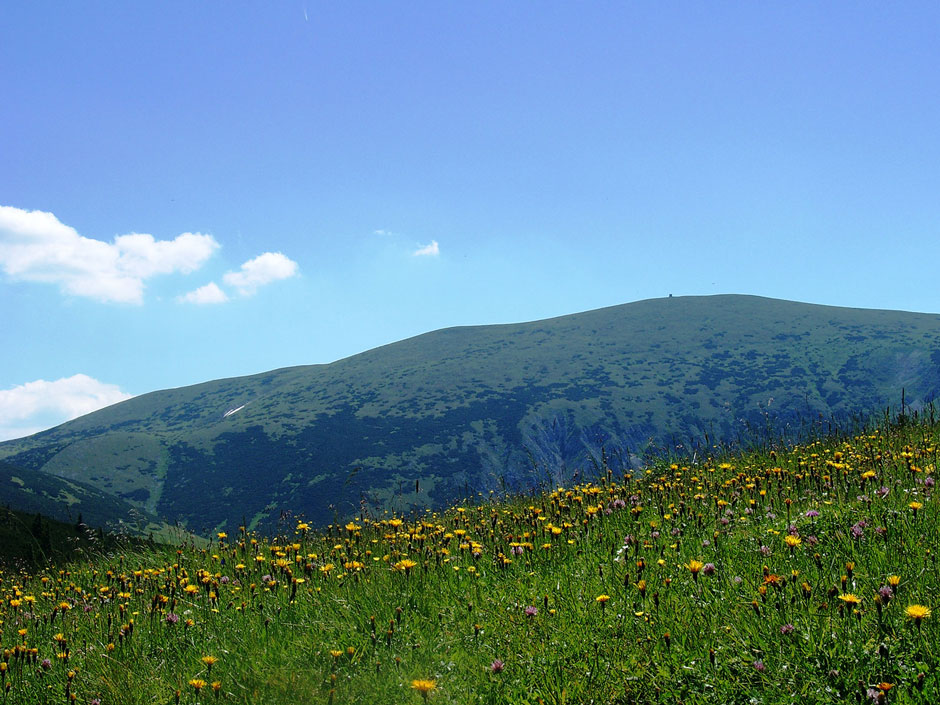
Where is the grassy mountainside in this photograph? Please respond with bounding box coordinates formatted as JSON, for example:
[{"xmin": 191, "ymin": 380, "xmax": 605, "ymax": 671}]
[
  {"xmin": 2, "ymin": 295, "xmax": 940, "ymax": 532},
  {"xmin": 0, "ymin": 410, "xmax": 936, "ymax": 703},
  {"xmin": 0, "ymin": 460, "xmax": 166, "ymax": 535}
]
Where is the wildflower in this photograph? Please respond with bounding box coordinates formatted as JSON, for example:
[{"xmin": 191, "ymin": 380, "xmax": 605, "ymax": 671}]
[
  {"xmin": 909, "ymin": 501, "xmax": 923, "ymax": 516},
  {"xmin": 702, "ymin": 563, "xmax": 716, "ymax": 576},
  {"xmin": 524, "ymin": 605, "xmax": 538, "ymax": 617},
  {"xmin": 805, "ymin": 510, "xmax": 820, "ymax": 519},
  {"xmin": 165, "ymin": 612, "xmax": 180, "ymax": 625},
  {"xmin": 411, "ymin": 679, "xmax": 437, "ymax": 700},
  {"xmin": 490, "ymin": 659, "xmax": 504, "ymax": 674},
  {"xmin": 753, "ymin": 660, "xmax": 766, "ymax": 672},
  {"xmin": 189, "ymin": 679, "xmax": 206, "ymax": 692},
  {"xmin": 780, "ymin": 624, "xmax": 794, "ymax": 635},
  {"xmin": 905, "ymin": 604, "xmax": 931, "ymax": 626},
  {"xmin": 201, "ymin": 655, "xmax": 218, "ymax": 673},
  {"xmin": 784, "ymin": 535, "xmax": 802, "ymax": 550},
  {"xmin": 687, "ymin": 559, "xmax": 704, "ymax": 580}
]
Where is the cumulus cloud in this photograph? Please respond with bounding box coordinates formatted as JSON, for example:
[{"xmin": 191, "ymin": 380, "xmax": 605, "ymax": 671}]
[
  {"xmin": 222, "ymin": 251, "xmax": 299, "ymax": 296},
  {"xmin": 176, "ymin": 281, "xmax": 229, "ymax": 305},
  {"xmin": 412, "ymin": 240, "xmax": 440, "ymax": 257},
  {"xmin": 0, "ymin": 374, "xmax": 134, "ymax": 441},
  {"xmin": 0, "ymin": 205, "xmax": 219, "ymax": 304}
]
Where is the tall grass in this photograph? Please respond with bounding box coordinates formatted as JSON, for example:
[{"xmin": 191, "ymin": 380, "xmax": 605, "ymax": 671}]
[{"xmin": 1, "ymin": 413, "xmax": 937, "ymax": 704}]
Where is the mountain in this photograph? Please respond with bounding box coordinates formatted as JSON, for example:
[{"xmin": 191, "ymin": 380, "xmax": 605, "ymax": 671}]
[{"xmin": 3, "ymin": 295, "xmax": 940, "ymax": 533}]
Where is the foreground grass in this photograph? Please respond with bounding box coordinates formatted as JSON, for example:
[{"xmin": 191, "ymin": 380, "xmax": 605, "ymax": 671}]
[{"xmin": 1, "ymin": 415, "xmax": 937, "ymax": 704}]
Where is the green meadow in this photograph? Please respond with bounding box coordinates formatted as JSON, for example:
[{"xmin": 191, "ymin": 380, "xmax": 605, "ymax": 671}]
[{"xmin": 1, "ymin": 409, "xmax": 937, "ymax": 704}]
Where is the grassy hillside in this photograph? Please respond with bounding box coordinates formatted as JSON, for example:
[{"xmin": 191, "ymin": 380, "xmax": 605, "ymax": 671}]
[
  {"xmin": 0, "ymin": 506, "xmax": 152, "ymax": 568},
  {"xmin": 2, "ymin": 295, "xmax": 940, "ymax": 532},
  {"xmin": 0, "ymin": 460, "xmax": 170, "ymax": 537},
  {"xmin": 0, "ymin": 410, "xmax": 936, "ymax": 703}
]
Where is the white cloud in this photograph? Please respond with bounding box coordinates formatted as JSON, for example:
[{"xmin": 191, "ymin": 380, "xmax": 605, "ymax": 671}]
[
  {"xmin": 0, "ymin": 374, "xmax": 134, "ymax": 441},
  {"xmin": 0, "ymin": 205, "xmax": 219, "ymax": 304},
  {"xmin": 413, "ymin": 240, "xmax": 440, "ymax": 257},
  {"xmin": 177, "ymin": 281, "xmax": 229, "ymax": 305},
  {"xmin": 223, "ymin": 251, "xmax": 298, "ymax": 296}
]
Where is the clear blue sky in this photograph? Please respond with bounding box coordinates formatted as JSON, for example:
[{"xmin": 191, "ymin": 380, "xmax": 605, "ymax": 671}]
[{"xmin": 2, "ymin": 2, "xmax": 939, "ymax": 439}]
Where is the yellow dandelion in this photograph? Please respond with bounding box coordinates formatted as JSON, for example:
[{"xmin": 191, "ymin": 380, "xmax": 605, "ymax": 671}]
[
  {"xmin": 411, "ymin": 678, "xmax": 437, "ymax": 700},
  {"xmin": 905, "ymin": 604, "xmax": 931, "ymax": 625},
  {"xmin": 189, "ymin": 679, "xmax": 206, "ymax": 691},
  {"xmin": 784, "ymin": 535, "xmax": 802, "ymax": 549},
  {"xmin": 838, "ymin": 593, "xmax": 861, "ymax": 606}
]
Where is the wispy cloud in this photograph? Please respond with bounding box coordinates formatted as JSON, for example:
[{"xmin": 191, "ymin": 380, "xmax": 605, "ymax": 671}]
[
  {"xmin": 0, "ymin": 374, "xmax": 134, "ymax": 441},
  {"xmin": 223, "ymin": 251, "xmax": 299, "ymax": 296},
  {"xmin": 177, "ymin": 281, "xmax": 229, "ymax": 305},
  {"xmin": 412, "ymin": 240, "xmax": 440, "ymax": 257},
  {"xmin": 372, "ymin": 229, "xmax": 394, "ymax": 236},
  {"xmin": 0, "ymin": 205, "xmax": 219, "ymax": 304}
]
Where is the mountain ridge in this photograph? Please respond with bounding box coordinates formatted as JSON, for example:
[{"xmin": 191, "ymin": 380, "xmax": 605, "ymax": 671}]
[{"xmin": 3, "ymin": 294, "xmax": 940, "ymax": 533}]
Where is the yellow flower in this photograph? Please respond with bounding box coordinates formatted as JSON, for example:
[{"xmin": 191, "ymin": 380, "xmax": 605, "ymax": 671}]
[
  {"xmin": 411, "ymin": 679, "xmax": 437, "ymax": 697},
  {"xmin": 887, "ymin": 575, "xmax": 901, "ymax": 588},
  {"xmin": 189, "ymin": 679, "xmax": 206, "ymax": 691},
  {"xmin": 784, "ymin": 535, "xmax": 802, "ymax": 548},
  {"xmin": 595, "ymin": 594, "xmax": 610, "ymax": 604},
  {"xmin": 838, "ymin": 593, "xmax": 861, "ymax": 606},
  {"xmin": 201, "ymin": 655, "xmax": 218, "ymax": 669},
  {"xmin": 905, "ymin": 604, "xmax": 931, "ymax": 623}
]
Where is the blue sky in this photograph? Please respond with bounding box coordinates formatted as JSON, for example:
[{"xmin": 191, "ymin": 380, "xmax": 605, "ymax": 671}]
[{"xmin": 2, "ymin": 2, "xmax": 939, "ymax": 440}]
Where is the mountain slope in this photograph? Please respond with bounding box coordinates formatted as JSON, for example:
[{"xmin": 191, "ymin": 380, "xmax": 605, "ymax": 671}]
[{"xmin": 3, "ymin": 295, "xmax": 940, "ymax": 532}]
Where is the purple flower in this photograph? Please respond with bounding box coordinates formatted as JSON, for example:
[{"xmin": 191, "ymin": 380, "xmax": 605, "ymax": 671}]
[
  {"xmin": 165, "ymin": 612, "xmax": 180, "ymax": 625},
  {"xmin": 805, "ymin": 510, "xmax": 820, "ymax": 519},
  {"xmin": 753, "ymin": 660, "xmax": 766, "ymax": 672},
  {"xmin": 261, "ymin": 574, "xmax": 273, "ymax": 582},
  {"xmin": 876, "ymin": 486, "xmax": 890, "ymax": 498},
  {"xmin": 702, "ymin": 563, "xmax": 716, "ymax": 576},
  {"xmin": 490, "ymin": 659, "xmax": 505, "ymax": 673},
  {"xmin": 720, "ymin": 517, "xmax": 730, "ymax": 526},
  {"xmin": 804, "ymin": 535, "xmax": 819, "ymax": 547},
  {"xmin": 760, "ymin": 545, "xmax": 772, "ymax": 557},
  {"xmin": 780, "ymin": 624, "xmax": 794, "ymax": 635},
  {"xmin": 651, "ymin": 531, "xmax": 660, "ymax": 539},
  {"xmin": 850, "ymin": 523, "xmax": 864, "ymax": 540},
  {"xmin": 878, "ymin": 585, "xmax": 893, "ymax": 600},
  {"xmin": 732, "ymin": 576, "xmax": 743, "ymax": 585},
  {"xmin": 611, "ymin": 498, "xmax": 626, "ymax": 510},
  {"xmin": 524, "ymin": 606, "xmax": 538, "ymax": 617},
  {"xmin": 40, "ymin": 658, "xmax": 52, "ymax": 670},
  {"xmin": 511, "ymin": 545, "xmax": 524, "ymax": 556},
  {"xmin": 925, "ymin": 477, "xmax": 935, "ymax": 489},
  {"xmin": 787, "ymin": 524, "xmax": 799, "ymax": 536}
]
